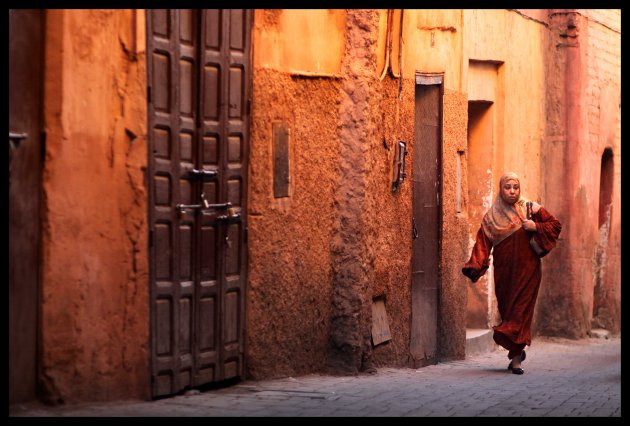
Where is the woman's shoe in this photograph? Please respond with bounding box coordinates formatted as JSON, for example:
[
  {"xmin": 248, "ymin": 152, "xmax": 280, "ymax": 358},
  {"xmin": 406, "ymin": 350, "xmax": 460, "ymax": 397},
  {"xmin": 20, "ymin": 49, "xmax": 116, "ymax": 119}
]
[
  {"xmin": 507, "ymin": 350, "xmax": 526, "ymax": 370},
  {"xmin": 508, "ymin": 350, "xmax": 526, "ymax": 370},
  {"xmin": 512, "ymin": 367, "xmax": 524, "ymax": 375}
]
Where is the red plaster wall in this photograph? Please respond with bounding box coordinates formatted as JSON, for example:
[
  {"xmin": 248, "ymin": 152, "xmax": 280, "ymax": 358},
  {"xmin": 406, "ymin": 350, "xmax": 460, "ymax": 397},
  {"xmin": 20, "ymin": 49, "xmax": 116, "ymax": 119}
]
[
  {"xmin": 534, "ymin": 10, "xmax": 621, "ymax": 338},
  {"xmin": 583, "ymin": 10, "xmax": 621, "ymax": 335},
  {"xmin": 40, "ymin": 10, "xmax": 149, "ymax": 403}
]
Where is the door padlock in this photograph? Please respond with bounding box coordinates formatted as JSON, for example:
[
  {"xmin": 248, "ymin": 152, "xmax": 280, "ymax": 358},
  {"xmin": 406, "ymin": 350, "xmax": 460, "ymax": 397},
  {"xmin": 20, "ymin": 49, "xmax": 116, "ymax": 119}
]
[
  {"xmin": 201, "ymin": 193, "xmax": 210, "ymax": 208},
  {"xmin": 225, "ymin": 234, "xmax": 232, "ymax": 248}
]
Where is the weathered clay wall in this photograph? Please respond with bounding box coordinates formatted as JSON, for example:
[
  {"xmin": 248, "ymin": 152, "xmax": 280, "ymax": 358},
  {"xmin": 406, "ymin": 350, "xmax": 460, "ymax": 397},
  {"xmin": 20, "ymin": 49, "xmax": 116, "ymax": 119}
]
[
  {"xmin": 536, "ymin": 10, "xmax": 573, "ymax": 337},
  {"xmin": 247, "ymin": 10, "xmax": 345, "ymax": 378},
  {"xmin": 463, "ymin": 10, "xmax": 553, "ymax": 339},
  {"xmin": 582, "ymin": 10, "xmax": 620, "ymax": 335},
  {"xmin": 439, "ymin": 90, "xmax": 470, "ymax": 360},
  {"xmin": 369, "ymin": 75, "xmax": 414, "ymax": 367},
  {"xmin": 327, "ymin": 10, "xmax": 381, "ymax": 373},
  {"xmin": 464, "ymin": 9, "xmax": 547, "ymax": 197},
  {"xmin": 404, "ymin": 10, "xmax": 463, "ymax": 90},
  {"xmin": 535, "ymin": 10, "xmax": 621, "ymax": 338},
  {"xmin": 41, "ymin": 10, "xmax": 149, "ymax": 403},
  {"xmin": 465, "ymin": 63, "xmax": 499, "ymax": 329},
  {"xmin": 249, "ymin": 9, "xmax": 473, "ymax": 377},
  {"xmin": 246, "ymin": 67, "xmax": 340, "ymax": 378}
]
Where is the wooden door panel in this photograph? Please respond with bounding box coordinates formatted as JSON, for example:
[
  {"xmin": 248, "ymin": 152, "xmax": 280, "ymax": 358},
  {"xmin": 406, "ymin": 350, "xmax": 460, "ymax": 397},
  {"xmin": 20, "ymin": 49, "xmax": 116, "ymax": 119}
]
[
  {"xmin": 149, "ymin": 9, "xmax": 250, "ymax": 397},
  {"xmin": 411, "ymin": 82, "xmax": 442, "ymax": 367},
  {"xmin": 226, "ymin": 8, "xmax": 250, "ymax": 379},
  {"xmin": 149, "ymin": 9, "xmax": 187, "ymax": 396},
  {"xmin": 9, "ymin": 9, "xmax": 44, "ymax": 405}
]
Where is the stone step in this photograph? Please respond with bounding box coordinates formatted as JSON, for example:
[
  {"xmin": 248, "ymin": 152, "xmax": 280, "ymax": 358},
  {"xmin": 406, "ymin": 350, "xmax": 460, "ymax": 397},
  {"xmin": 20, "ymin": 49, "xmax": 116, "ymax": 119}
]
[
  {"xmin": 588, "ymin": 328, "xmax": 610, "ymax": 339},
  {"xmin": 465, "ymin": 328, "xmax": 497, "ymax": 357}
]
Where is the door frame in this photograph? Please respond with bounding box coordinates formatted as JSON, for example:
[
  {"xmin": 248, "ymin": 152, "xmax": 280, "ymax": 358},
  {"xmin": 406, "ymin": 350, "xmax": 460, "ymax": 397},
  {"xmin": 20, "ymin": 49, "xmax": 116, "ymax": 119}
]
[{"xmin": 410, "ymin": 72, "xmax": 444, "ymax": 367}]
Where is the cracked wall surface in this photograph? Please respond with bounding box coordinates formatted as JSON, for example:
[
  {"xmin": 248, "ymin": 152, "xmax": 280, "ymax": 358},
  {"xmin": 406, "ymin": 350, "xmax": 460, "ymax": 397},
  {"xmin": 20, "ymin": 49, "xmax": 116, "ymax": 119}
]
[
  {"xmin": 41, "ymin": 9, "xmax": 149, "ymax": 403},
  {"xmin": 327, "ymin": 10, "xmax": 381, "ymax": 374}
]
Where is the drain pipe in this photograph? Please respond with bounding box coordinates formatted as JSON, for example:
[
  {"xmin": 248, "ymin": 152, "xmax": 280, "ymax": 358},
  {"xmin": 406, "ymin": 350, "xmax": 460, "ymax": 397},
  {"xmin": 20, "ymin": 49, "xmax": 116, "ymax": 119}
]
[
  {"xmin": 398, "ymin": 9, "xmax": 404, "ymax": 98},
  {"xmin": 379, "ymin": 9, "xmax": 392, "ymax": 81}
]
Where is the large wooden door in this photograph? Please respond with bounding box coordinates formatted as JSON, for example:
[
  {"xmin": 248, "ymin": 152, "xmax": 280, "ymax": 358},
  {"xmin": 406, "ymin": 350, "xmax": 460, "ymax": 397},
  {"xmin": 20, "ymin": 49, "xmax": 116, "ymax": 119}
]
[
  {"xmin": 9, "ymin": 9, "xmax": 45, "ymax": 405},
  {"xmin": 147, "ymin": 9, "xmax": 251, "ymax": 397},
  {"xmin": 410, "ymin": 76, "xmax": 443, "ymax": 367}
]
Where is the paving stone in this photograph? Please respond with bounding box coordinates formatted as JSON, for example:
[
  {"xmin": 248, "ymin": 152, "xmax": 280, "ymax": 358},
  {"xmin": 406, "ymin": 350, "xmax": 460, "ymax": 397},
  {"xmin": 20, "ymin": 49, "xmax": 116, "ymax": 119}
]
[{"xmin": 9, "ymin": 337, "xmax": 620, "ymax": 417}]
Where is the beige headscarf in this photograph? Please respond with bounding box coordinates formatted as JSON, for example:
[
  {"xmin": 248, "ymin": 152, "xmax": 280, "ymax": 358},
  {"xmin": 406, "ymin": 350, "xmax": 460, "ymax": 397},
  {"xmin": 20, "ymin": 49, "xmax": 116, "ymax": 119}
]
[{"xmin": 481, "ymin": 172, "xmax": 531, "ymax": 246}]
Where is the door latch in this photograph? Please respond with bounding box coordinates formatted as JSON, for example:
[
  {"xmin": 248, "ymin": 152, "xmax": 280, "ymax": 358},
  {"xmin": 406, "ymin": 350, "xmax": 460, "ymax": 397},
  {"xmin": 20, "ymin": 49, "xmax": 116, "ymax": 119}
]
[
  {"xmin": 176, "ymin": 194, "xmax": 232, "ymax": 213},
  {"xmin": 392, "ymin": 140, "xmax": 407, "ymax": 192},
  {"xmin": 215, "ymin": 207, "xmax": 241, "ymax": 224}
]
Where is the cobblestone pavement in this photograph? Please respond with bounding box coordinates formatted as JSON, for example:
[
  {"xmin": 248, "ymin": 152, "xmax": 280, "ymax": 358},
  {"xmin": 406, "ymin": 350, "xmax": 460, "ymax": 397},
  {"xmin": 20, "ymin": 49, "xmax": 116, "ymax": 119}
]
[{"xmin": 9, "ymin": 336, "xmax": 621, "ymax": 417}]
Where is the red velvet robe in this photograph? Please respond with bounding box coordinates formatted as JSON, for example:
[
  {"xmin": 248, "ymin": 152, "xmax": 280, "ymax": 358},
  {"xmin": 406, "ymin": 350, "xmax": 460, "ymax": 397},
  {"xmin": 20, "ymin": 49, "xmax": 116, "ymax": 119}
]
[{"xmin": 463, "ymin": 207, "xmax": 562, "ymax": 359}]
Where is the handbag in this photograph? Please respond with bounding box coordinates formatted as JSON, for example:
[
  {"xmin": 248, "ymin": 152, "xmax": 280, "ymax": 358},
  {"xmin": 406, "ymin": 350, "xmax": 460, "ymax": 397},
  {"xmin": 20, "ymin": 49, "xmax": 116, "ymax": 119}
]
[{"xmin": 526, "ymin": 201, "xmax": 549, "ymax": 258}]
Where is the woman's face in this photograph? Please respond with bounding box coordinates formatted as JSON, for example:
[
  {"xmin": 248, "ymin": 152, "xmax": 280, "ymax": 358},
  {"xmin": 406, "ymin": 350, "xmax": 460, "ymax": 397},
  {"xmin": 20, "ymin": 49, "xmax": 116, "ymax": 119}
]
[{"xmin": 501, "ymin": 179, "xmax": 520, "ymax": 205}]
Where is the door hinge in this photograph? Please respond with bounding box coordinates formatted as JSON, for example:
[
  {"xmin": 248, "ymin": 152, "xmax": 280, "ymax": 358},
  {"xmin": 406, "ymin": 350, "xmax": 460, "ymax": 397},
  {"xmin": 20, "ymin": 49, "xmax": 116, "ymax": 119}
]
[
  {"xmin": 244, "ymin": 227, "xmax": 248, "ymax": 244},
  {"xmin": 149, "ymin": 229, "xmax": 153, "ymax": 247},
  {"xmin": 147, "ymin": 86, "xmax": 152, "ymax": 103},
  {"xmin": 247, "ymin": 98, "xmax": 251, "ymax": 116}
]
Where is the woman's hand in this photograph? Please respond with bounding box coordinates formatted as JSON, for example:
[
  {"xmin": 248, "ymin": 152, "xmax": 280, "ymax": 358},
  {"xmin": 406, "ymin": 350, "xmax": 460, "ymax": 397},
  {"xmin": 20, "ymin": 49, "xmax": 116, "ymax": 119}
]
[{"xmin": 522, "ymin": 219, "xmax": 537, "ymax": 232}]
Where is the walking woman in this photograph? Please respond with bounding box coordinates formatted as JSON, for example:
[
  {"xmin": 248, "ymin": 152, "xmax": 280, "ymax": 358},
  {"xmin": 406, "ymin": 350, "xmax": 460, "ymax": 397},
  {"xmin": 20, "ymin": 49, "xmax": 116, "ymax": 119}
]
[{"xmin": 462, "ymin": 172, "xmax": 562, "ymax": 374}]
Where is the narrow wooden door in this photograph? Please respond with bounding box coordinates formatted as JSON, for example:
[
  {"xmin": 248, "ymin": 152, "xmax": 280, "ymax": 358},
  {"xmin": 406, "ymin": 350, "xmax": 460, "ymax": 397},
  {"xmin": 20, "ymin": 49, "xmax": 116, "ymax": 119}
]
[
  {"xmin": 9, "ymin": 9, "xmax": 45, "ymax": 405},
  {"xmin": 147, "ymin": 9, "xmax": 251, "ymax": 397},
  {"xmin": 410, "ymin": 76, "xmax": 443, "ymax": 368}
]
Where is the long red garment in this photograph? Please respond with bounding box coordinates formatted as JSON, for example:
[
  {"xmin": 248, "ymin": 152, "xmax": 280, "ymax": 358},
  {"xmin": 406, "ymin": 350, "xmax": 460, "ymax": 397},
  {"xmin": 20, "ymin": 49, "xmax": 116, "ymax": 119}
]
[{"xmin": 463, "ymin": 207, "xmax": 562, "ymax": 359}]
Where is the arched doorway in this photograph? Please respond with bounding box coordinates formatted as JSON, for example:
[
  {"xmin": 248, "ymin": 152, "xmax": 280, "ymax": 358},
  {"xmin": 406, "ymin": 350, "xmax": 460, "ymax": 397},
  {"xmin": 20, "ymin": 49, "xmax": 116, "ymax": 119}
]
[{"xmin": 591, "ymin": 148, "xmax": 614, "ymax": 331}]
